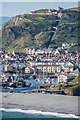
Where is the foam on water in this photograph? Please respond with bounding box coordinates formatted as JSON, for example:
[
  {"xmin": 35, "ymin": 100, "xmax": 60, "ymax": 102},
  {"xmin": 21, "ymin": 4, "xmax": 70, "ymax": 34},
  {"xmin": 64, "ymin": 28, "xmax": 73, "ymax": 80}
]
[{"xmin": 0, "ymin": 108, "xmax": 79, "ymax": 119}]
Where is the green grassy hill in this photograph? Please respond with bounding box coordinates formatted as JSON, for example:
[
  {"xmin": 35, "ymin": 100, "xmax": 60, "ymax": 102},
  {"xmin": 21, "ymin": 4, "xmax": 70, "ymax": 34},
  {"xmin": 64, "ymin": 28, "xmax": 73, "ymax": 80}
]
[
  {"xmin": 2, "ymin": 8, "xmax": 78, "ymax": 52},
  {"xmin": 67, "ymin": 7, "xmax": 79, "ymax": 11},
  {"xmin": 50, "ymin": 10, "xmax": 78, "ymax": 48}
]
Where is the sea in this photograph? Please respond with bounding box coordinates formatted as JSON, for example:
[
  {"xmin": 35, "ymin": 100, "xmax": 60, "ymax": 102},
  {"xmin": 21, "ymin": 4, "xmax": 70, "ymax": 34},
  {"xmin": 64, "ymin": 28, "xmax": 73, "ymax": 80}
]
[{"xmin": 0, "ymin": 108, "xmax": 79, "ymax": 120}]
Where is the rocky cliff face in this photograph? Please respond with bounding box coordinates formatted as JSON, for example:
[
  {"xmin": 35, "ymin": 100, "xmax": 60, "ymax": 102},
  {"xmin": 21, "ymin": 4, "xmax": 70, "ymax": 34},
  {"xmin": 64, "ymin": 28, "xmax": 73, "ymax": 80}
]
[{"xmin": 1, "ymin": 9, "xmax": 78, "ymax": 52}]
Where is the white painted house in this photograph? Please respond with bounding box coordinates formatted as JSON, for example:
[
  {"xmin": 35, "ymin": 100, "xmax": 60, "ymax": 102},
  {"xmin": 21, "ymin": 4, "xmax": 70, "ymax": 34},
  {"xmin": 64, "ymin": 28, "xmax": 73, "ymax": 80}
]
[{"xmin": 58, "ymin": 74, "xmax": 76, "ymax": 83}]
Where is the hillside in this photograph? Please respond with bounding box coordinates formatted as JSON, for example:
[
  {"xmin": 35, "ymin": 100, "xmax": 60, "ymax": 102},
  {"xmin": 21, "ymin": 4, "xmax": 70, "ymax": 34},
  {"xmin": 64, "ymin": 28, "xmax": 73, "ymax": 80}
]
[
  {"xmin": 50, "ymin": 10, "xmax": 78, "ymax": 48},
  {"xmin": 1, "ymin": 8, "xmax": 78, "ymax": 52},
  {"xmin": 67, "ymin": 7, "xmax": 79, "ymax": 11}
]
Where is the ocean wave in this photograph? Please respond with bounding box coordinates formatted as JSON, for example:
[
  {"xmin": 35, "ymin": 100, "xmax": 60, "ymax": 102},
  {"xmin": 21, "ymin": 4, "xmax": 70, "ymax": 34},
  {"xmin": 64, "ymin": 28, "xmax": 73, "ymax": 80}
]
[{"xmin": 0, "ymin": 108, "xmax": 79, "ymax": 119}]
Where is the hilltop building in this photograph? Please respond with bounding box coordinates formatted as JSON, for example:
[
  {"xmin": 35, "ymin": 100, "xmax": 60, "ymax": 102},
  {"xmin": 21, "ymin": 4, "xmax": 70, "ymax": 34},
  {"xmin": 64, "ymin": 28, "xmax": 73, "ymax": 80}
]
[
  {"xmin": 57, "ymin": 6, "xmax": 64, "ymax": 11},
  {"xmin": 46, "ymin": 10, "xmax": 53, "ymax": 14},
  {"xmin": 29, "ymin": 11, "xmax": 35, "ymax": 14},
  {"xmin": 28, "ymin": 10, "xmax": 57, "ymax": 15}
]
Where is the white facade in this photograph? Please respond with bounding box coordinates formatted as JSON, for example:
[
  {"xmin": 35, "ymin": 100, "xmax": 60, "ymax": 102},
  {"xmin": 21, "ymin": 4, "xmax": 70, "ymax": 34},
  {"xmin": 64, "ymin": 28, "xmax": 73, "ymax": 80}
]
[{"xmin": 58, "ymin": 74, "xmax": 76, "ymax": 83}]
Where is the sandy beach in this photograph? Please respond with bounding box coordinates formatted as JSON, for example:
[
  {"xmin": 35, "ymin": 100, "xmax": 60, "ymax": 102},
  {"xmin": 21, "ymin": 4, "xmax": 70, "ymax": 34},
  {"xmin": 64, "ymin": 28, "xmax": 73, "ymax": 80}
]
[{"xmin": 0, "ymin": 93, "xmax": 79, "ymax": 116}]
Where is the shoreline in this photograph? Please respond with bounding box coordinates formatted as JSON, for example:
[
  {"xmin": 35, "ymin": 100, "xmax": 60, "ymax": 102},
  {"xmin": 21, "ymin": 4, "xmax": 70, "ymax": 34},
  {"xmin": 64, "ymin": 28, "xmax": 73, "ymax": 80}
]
[
  {"xmin": 0, "ymin": 108, "xmax": 79, "ymax": 119},
  {"xmin": 0, "ymin": 93, "xmax": 79, "ymax": 116}
]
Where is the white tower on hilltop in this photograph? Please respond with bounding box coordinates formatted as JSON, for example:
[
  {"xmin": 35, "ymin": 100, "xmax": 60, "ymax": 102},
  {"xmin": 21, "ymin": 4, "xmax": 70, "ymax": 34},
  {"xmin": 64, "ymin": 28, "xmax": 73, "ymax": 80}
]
[{"xmin": 57, "ymin": 6, "xmax": 63, "ymax": 11}]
